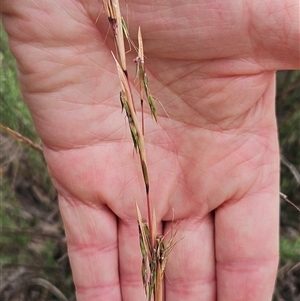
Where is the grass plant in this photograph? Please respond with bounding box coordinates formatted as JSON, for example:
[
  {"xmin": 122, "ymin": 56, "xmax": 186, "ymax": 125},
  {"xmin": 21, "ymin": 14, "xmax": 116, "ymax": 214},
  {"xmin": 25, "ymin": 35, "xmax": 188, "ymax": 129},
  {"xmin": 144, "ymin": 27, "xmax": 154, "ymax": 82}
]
[{"xmin": 102, "ymin": 1, "xmax": 178, "ymax": 300}]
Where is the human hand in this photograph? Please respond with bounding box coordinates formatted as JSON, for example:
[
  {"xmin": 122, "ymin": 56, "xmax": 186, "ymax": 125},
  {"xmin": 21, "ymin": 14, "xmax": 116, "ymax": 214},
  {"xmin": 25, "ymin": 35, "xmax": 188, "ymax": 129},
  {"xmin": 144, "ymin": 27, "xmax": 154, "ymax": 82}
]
[{"xmin": 1, "ymin": 0, "xmax": 299, "ymax": 300}]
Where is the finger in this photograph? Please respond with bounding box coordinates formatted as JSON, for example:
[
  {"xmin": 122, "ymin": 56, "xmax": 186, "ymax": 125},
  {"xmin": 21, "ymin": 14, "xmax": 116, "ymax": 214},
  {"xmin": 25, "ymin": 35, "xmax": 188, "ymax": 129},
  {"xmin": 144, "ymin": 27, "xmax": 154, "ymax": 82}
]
[
  {"xmin": 164, "ymin": 214, "xmax": 216, "ymax": 301},
  {"xmin": 59, "ymin": 195, "xmax": 121, "ymax": 301},
  {"xmin": 215, "ymin": 190, "xmax": 279, "ymax": 300}
]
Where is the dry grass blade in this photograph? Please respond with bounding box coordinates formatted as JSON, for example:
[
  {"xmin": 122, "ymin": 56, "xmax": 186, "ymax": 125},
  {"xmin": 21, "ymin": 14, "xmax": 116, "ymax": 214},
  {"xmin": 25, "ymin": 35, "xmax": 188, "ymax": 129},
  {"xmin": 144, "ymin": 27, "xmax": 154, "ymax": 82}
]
[
  {"xmin": 113, "ymin": 0, "xmax": 127, "ymax": 72},
  {"xmin": 280, "ymin": 154, "xmax": 300, "ymax": 185},
  {"xmin": 29, "ymin": 278, "xmax": 69, "ymax": 301},
  {"xmin": 280, "ymin": 192, "xmax": 300, "ymax": 212},
  {"xmin": 102, "ymin": 0, "xmax": 127, "ymax": 73},
  {"xmin": 151, "ymin": 208, "xmax": 157, "ymax": 249},
  {"xmin": 102, "ymin": 0, "xmax": 116, "ymax": 21},
  {"xmin": 0, "ymin": 123, "xmax": 43, "ymax": 153}
]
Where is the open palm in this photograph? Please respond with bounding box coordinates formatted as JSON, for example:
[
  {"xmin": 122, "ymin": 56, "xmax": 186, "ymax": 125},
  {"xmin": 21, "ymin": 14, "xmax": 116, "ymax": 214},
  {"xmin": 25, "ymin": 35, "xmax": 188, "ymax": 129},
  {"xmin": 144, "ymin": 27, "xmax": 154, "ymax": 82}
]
[{"xmin": 2, "ymin": 0, "xmax": 299, "ymax": 300}]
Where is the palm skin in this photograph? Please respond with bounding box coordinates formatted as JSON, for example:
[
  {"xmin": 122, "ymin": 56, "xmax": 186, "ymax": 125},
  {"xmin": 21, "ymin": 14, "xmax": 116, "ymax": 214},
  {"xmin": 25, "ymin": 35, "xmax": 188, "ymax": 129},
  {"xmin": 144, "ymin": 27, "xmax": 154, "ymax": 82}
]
[{"xmin": 2, "ymin": 0, "xmax": 299, "ymax": 300}]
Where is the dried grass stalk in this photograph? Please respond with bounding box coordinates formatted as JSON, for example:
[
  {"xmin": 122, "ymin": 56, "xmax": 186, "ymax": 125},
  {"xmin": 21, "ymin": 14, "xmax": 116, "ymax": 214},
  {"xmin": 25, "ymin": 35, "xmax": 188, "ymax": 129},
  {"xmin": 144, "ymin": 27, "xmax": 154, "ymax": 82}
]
[{"xmin": 0, "ymin": 123, "xmax": 43, "ymax": 153}]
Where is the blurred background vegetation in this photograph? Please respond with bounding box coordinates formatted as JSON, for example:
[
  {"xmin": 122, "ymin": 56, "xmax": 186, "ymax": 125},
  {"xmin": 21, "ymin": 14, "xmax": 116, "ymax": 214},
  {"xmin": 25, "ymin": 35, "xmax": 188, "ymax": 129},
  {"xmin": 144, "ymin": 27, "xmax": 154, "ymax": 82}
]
[{"xmin": 1, "ymin": 24, "xmax": 299, "ymax": 300}]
